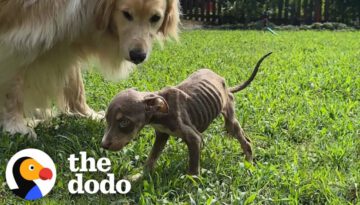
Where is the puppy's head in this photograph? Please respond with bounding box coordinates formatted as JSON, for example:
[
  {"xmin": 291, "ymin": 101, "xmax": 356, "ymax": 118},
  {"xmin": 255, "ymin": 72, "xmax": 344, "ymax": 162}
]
[
  {"xmin": 101, "ymin": 89, "xmax": 169, "ymax": 151},
  {"xmin": 96, "ymin": 0, "xmax": 180, "ymax": 65}
]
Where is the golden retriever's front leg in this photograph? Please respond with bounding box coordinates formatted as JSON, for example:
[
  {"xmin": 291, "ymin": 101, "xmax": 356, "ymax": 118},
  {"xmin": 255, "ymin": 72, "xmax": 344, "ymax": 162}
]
[
  {"xmin": 2, "ymin": 74, "xmax": 36, "ymax": 138},
  {"xmin": 63, "ymin": 66, "xmax": 104, "ymax": 120}
]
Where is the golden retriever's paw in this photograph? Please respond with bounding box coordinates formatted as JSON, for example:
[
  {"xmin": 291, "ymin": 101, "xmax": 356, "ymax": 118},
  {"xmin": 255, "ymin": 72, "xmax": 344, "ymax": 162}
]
[
  {"xmin": 2, "ymin": 121, "xmax": 37, "ymax": 139},
  {"xmin": 27, "ymin": 119, "xmax": 43, "ymax": 128},
  {"xmin": 88, "ymin": 110, "xmax": 105, "ymax": 121},
  {"xmin": 67, "ymin": 108, "xmax": 105, "ymax": 121},
  {"xmin": 33, "ymin": 108, "xmax": 54, "ymax": 119},
  {"xmin": 125, "ymin": 172, "xmax": 143, "ymax": 182}
]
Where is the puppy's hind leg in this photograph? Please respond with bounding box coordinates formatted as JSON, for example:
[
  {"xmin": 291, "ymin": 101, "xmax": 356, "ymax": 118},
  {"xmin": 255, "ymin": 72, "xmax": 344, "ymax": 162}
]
[
  {"xmin": 2, "ymin": 73, "xmax": 36, "ymax": 139},
  {"xmin": 63, "ymin": 66, "xmax": 104, "ymax": 120},
  {"xmin": 222, "ymin": 94, "xmax": 252, "ymax": 162}
]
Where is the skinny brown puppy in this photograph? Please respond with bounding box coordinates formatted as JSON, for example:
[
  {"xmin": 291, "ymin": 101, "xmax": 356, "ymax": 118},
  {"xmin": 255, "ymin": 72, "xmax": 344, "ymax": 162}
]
[{"xmin": 102, "ymin": 53, "xmax": 272, "ymax": 175}]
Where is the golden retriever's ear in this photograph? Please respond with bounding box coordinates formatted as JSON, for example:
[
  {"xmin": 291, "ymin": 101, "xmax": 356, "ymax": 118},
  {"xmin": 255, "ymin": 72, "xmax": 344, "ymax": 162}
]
[
  {"xmin": 96, "ymin": 0, "xmax": 116, "ymax": 30},
  {"xmin": 159, "ymin": 0, "xmax": 181, "ymax": 40}
]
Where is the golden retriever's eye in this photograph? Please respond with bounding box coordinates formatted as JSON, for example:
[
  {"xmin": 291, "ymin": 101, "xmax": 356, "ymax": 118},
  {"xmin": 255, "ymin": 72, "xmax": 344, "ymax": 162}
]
[
  {"xmin": 150, "ymin": 15, "xmax": 161, "ymax": 23},
  {"xmin": 122, "ymin": 11, "xmax": 133, "ymax": 21}
]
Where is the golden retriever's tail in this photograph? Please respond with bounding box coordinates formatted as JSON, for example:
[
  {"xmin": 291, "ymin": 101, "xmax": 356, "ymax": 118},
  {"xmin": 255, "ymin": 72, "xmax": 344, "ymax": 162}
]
[{"xmin": 229, "ymin": 52, "xmax": 272, "ymax": 93}]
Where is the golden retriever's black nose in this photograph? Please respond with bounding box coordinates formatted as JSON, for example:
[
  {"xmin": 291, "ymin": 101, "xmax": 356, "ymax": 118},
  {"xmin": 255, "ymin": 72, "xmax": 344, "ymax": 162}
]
[{"xmin": 129, "ymin": 49, "xmax": 146, "ymax": 64}]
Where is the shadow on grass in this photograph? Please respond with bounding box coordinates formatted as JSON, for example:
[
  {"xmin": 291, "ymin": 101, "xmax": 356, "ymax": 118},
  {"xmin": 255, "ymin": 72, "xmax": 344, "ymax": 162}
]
[
  {"xmin": 1, "ymin": 115, "xmax": 104, "ymax": 159},
  {"xmin": 0, "ymin": 115, "xmax": 190, "ymax": 203}
]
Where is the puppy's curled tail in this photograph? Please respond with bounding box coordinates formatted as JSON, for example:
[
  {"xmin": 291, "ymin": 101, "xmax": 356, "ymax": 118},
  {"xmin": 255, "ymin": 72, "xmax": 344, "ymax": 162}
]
[{"xmin": 229, "ymin": 52, "xmax": 272, "ymax": 93}]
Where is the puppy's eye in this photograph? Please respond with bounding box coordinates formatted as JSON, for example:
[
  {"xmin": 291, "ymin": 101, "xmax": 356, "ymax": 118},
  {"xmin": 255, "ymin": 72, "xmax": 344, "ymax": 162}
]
[
  {"xmin": 150, "ymin": 15, "xmax": 161, "ymax": 23},
  {"xmin": 119, "ymin": 118, "xmax": 131, "ymax": 128},
  {"xmin": 122, "ymin": 11, "xmax": 133, "ymax": 21},
  {"xmin": 117, "ymin": 117, "xmax": 135, "ymax": 134}
]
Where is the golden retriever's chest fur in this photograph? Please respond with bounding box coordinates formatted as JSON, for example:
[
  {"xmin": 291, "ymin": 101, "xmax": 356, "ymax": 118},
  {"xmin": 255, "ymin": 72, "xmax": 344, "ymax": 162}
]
[
  {"xmin": 0, "ymin": 0, "xmax": 180, "ymax": 137},
  {"xmin": 0, "ymin": 0, "xmax": 97, "ymax": 52}
]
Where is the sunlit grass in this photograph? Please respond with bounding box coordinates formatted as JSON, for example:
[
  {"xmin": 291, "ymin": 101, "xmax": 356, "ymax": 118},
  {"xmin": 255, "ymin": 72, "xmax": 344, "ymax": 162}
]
[{"xmin": 1, "ymin": 30, "xmax": 359, "ymax": 204}]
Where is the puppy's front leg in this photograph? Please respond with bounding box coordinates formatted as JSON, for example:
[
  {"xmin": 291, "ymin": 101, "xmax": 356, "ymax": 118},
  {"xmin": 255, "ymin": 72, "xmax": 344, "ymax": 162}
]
[
  {"xmin": 128, "ymin": 131, "xmax": 169, "ymax": 182},
  {"xmin": 182, "ymin": 127, "xmax": 202, "ymax": 175},
  {"xmin": 144, "ymin": 131, "xmax": 169, "ymax": 171}
]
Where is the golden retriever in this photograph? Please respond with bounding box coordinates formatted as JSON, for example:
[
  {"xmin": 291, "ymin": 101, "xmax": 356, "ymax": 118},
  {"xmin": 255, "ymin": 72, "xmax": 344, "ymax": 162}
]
[{"xmin": 0, "ymin": 0, "xmax": 180, "ymax": 138}]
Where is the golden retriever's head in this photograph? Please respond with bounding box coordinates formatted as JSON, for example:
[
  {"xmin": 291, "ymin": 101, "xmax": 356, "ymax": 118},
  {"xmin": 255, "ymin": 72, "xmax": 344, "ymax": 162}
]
[{"xmin": 96, "ymin": 0, "xmax": 180, "ymax": 65}]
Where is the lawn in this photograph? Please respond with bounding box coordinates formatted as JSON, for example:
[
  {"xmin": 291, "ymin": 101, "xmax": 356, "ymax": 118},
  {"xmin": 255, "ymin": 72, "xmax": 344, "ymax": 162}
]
[{"xmin": 0, "ymin": 30, "xmax": 359, "ymax": 204}]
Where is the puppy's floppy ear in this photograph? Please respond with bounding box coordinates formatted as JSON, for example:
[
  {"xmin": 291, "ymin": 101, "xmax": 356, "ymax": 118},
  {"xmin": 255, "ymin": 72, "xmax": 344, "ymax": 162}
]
[
  {"xmin": 159, "ymin": 0, "xmax": 181, "ymax": 40},
  {"xmin": 144, "ymin": 94, "xmax": 169, "ymax": 113},
  {"xmin": 95, "ymin": 0, "xmax": 116, "ymax": 30}
]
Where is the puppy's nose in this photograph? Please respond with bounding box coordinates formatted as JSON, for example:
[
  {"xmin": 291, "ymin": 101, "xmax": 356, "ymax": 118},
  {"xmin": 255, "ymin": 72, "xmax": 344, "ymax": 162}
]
[
  {"xmin": 129, "ymin": 49, "xmax": 147, "ymax": 64},
  {"xmin": 101, "ymin": 141, "xmax": 111, "ymax": 150}
]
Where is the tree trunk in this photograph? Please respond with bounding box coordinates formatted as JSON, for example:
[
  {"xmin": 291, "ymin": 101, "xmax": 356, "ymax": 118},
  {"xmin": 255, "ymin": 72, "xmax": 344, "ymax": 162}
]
[
  {"xmin": 314, "ymin": 0, "xmax": 322, "ymax": 22},
  {"xmin": 308, "ymin": 0, "xmax": 314, "ymax": 23},
  {"xmin": 271, "ymin": 0, "xmax": 277, "ymax": 22},
  {"xmin": 324, "ymin": 0, "xmax": 330, "ymax": 21},
  {"xmin": 295, "ymin": 0, "xmax": 302, "ymax": 25},
  {"xmin": 284, "ymin": 0, "xmax": 289, "ymax": 23},
  {"xmin": 303, "ymin": 0, "xmax": 308, "ymax": 24},
  {"xmin": 277, "ymin": 0, "xmax": 284, "ymax": 23}
]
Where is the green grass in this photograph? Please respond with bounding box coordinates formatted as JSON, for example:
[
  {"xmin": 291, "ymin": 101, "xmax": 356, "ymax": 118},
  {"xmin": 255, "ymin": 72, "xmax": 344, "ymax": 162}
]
[{"xmin": 1, "ymin": 30, "xmax": 359, "ymax": 204}]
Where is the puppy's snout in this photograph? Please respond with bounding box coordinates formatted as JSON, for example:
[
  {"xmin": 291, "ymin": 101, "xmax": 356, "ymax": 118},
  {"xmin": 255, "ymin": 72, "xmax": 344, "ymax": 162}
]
[
  {"xmin": 129, "ymin": 49, "xmax": 147, "ymax": 64},
  {"xmin": 101, "ymin": 140, "xmax": 111, "ymax": 150}
]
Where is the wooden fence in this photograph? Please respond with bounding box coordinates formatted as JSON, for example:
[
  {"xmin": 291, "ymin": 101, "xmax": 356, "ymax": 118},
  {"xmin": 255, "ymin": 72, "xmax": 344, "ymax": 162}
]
[
  {"xmin": 181, "ymin": 0, "xmax": 360, "ymax": 25},
  {"xmin": 181, "ymin": 0, "xmax": 222, "ymax": 23}
]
